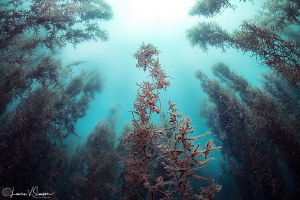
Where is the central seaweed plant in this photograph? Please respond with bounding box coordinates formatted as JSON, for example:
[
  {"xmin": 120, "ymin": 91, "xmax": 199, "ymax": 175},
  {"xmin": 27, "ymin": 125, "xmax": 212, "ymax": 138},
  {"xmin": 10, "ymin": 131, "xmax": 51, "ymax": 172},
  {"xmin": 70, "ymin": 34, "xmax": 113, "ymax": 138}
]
[{"xmin": 120, "ymin": 43, "xmax": 221, "ymax": 200}]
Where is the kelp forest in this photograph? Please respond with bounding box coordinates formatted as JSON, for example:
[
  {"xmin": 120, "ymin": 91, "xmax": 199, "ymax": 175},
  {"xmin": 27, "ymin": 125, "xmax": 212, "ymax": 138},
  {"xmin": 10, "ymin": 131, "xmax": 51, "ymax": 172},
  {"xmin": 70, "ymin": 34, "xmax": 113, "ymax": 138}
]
[
  {"xmin": 188, "ymin": 0, "xmax": 300, "ymax": 199},
  {"xmin": 0, "ymin": 0, "xmax": 299, "ymax": 200}
]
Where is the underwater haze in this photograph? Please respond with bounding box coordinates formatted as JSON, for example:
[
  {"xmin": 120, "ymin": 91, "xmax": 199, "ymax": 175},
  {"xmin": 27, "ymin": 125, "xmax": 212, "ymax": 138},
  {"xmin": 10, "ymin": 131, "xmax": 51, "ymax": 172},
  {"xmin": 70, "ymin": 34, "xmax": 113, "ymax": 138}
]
[
  {"xmin": 67, "ymin": 0, "xmax": 261, "ymax": 144},
  {"xmin": 1, "ymin": 0, "xmax": 300, "ymax": 199}
]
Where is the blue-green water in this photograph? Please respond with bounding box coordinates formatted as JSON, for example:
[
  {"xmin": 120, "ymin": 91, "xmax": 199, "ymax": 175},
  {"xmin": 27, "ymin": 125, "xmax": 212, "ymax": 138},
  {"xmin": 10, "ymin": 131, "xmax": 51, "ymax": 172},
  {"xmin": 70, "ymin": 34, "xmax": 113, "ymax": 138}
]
[
  {"xmin": 67, "ymin": 0, "xmax": 264, "ymax": 143},
  {"xmin": 1, "ymin": 0, "xmax": 299, "ymax": 199}
]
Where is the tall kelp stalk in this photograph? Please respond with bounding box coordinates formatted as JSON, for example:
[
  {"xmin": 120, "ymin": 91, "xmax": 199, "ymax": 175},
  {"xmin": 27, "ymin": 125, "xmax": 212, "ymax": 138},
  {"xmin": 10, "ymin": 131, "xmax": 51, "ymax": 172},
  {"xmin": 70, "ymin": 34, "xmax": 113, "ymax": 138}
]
[
  {"xmin": 0, "ymin": 0, "xmax": 112, "ymax": 198},
  {"xmin": 119, "ymin": 43, "xmax": 221, "ymax": 200}
]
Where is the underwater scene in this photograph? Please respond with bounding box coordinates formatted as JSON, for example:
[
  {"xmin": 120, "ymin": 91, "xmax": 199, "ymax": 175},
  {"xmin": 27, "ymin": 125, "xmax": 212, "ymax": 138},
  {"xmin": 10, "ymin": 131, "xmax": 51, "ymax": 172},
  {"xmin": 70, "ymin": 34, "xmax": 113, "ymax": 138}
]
[{"xmin": 1, "ymin": 0, "xmax": 300, "ymax": 199}]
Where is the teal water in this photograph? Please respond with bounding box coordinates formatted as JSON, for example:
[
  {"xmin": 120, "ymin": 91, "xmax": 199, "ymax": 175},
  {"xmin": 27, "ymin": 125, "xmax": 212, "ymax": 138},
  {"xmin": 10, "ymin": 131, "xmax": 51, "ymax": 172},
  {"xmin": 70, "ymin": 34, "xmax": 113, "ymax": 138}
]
[
  {"xmin": 65, "ymin": 1, "xmax": 270, "ymax": 199},
  {"xmin": 1, "ymin": 0, "xmax": 299, "ymax": 199},
  {"xmin": 68, "ymin": 0, "xmax": 264, "ymax": 143}
]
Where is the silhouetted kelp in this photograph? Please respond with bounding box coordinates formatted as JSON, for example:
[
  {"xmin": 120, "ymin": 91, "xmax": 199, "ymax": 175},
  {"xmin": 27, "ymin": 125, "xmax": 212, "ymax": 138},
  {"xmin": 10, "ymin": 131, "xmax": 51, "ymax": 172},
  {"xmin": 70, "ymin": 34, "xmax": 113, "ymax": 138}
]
[
  {"xmin": 0, "ymin": 0, "xmax": 112, "ymax": 54},
  {"xmin": 0, "ymin": 62, "xmax": 105, "ymax": 196},
  {"xmin": 196, "ymin": 63, "xmax": 300, "ymax": 199},
  {"xmin": 187, "ymin": 0, "xmax": 300, "ymax": 85},
  {"xmin": 188, "ymin": 2, "xmax": 300, "ymax": 198},
  {"xmin": 0, "ymin": 0, "xmax": 112, "ymax": 198},
  {"xmin": 188, "ymin": 0, "xmax": 252, "ymax": 18},
  {"xmin": 63, "ymin": 105, "xmax": 120, "ymax": 200}
]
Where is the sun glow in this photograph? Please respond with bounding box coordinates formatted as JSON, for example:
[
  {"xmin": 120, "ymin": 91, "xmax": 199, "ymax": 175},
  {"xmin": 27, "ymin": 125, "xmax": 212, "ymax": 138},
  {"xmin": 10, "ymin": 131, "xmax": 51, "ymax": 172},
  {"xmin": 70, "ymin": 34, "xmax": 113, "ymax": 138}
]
[{"xmin": 111, "ymin": 0, "xmax": 195, "ymax": 28}]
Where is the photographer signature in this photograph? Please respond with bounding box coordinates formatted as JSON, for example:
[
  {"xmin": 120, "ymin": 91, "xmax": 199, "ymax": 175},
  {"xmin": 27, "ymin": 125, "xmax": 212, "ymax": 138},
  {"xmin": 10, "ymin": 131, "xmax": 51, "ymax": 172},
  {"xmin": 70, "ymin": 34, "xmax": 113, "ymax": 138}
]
[{"xmin": 2, "ymin": 186, "xmax": 54, "ymax": 199}]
